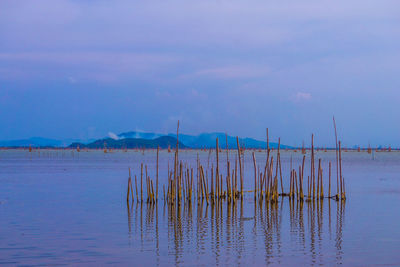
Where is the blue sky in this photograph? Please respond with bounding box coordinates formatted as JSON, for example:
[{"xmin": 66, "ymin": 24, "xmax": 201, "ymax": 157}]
[{"xmin": 1, "ymin": 0, "xmax": 399, "ymax": 147}]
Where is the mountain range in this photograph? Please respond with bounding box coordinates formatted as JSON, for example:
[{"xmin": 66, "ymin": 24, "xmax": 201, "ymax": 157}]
[
  {"xmin": 117, "ymin": 131, "xmax": 287, "ymax": 149},
  {"xmin": 0, "ymin": 137, "xmax": 94, "ymax": 148},
  {"xmin": 0, "ymin": 132, "xmax": 290, "ymax": 149},
  {"xmin": 69, "ymin": 136, "xmax": 186, "ymax": 149}
]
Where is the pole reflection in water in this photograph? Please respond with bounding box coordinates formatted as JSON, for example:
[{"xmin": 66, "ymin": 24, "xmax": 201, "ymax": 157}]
[{"xmin": 126, "ymin": 198, "xmax": 346, "ymax": 266}]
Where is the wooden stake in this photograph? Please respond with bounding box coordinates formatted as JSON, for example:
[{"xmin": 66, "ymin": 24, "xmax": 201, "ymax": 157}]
[
  {"xmin": 333, "ymin": 116, "xmax": 339, "ymax": 196},
  {"xmin": 141, "ymin": 163, "xmax": 143, "ymax": 202},
  {"xmin": 253, "ymin": 151, "xmax": 257, "ymax": 200},
  {"xmin": 278, "ymin": 138, "xmax": 284, "ymax": 194},
  {"xmin": 339, "ymin": 141, "xmax": 344, "ymax": 199},
  {"xmin": 329, "ymin": 161, "xmax": 331, "ymax": 198},
  {"xmin": 236, "ymin": 137, "xmax": 243, "ymax": 198},
  {"xmin": 129, "ymin": 168, "xmax": 134, "ymax": 202},
  {"xmin": 135, "ymin": 175, "xmax": 138, "ymax": 201},
  {"xmin": 156, "ymin": 146, "xmax": 159, "ymax": 201},
  {"xmin": 127, "ymin": 177, "xmax": 131, "ymax": 202},
  {"xmin": 216, "ymin": 138, "xmax": 219, "ymax": 198}
]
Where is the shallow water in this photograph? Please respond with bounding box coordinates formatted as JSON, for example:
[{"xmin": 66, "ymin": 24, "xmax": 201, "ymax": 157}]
[{"xmin": 0, "ymin": 149, "xmax": 399, "ymax": 266}]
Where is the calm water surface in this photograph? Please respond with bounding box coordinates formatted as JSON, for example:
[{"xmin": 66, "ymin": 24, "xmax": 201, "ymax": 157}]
[{"xmin": 0, "ymin": 149, "xmax": 400, "ymax": 266}]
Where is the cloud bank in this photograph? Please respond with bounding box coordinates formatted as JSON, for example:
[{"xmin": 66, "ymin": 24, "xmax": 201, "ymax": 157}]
[{"xmin": 0, "ymin": 0, "xmax": 399, "ymax": 146}]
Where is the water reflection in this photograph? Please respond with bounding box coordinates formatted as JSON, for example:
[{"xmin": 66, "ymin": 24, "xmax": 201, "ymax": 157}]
[{"xmin": 127, "ymin": 198, "xmax": 346, "ymax": 266}]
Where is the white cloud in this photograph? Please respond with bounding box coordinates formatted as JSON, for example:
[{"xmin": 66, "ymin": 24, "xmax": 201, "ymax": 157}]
[
  {"xmin": 293, "ymin": 92, "xmax": 312, "ymax": 102},
  {"xmin": 108, "ymin": 132, "xmax": 119, "ymax": 140}
]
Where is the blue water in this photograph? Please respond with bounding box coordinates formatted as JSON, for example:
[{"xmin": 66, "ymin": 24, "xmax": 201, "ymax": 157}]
[{"xmin": 0, "ymin": 149, "xmax": 399, "ymax": 266}]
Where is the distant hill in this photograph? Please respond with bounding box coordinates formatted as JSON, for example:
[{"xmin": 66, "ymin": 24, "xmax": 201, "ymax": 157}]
[
  {"xmin": 119, "ymin": 131, "xmax": 161, "ymax": 140},
  {"xmin": 0, "ymin": 137, "xmax": 94, "ymax": 148},
  {"xmin": 0, "ymin": 137, "xmax": 63, "ymax": 147},
  {"xmin": 0, "ymin": 131, "xmax": 291, "ymax": 149},
  {"xmin": 118, "ymin": 131, "xmax": 290, "ymax": 149},
  {"xmin": 69, "ymin": 136, "xmax": 186, "ymax": 149}
]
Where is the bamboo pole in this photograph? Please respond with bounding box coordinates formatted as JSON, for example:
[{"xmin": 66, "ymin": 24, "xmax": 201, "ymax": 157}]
[
  {"xmin": 328, "ymin": 161, "xmax": 331, "ymax": 198},
  {"xmin": 300, "ymin": 166, "xmax": 303, "ymax": 199},
  {"xmin": 148, "ymin": 176, "xmax": 151, "ymax": 203},
  {"xmin": 289, "ymin": 170, "xmax": 293, "ymax": 197},
  {"xmin": 216, "ymin": 138, "xmax": 219, "ymax": 198},
  {"xmin": 127, "ymin": 177, "xmax": 131, "ymax": 202},
  {"xmin": 231, "ymin": 166, "xmax": 235, "ymax": 200},
  {"xmin": 129, "ymin": 168, "xmax": 134, "ymax": 202},
  {"xmin": 150, "ymin": 179, "xmax": 155, "ymax": 203},
  {"xmin": 205, "ymin": 168, "xmax": 209, "ymax": 199},
  {"xmin": 339, "ymin": 141, "xmax": 344, "ymax": 199},
  {"xmin": 278, "ymin": 138, "xmax": 284, "ymax": 195},
  {"xmin": 141, "ymin": 163, "xmax": 143, "ymax": 202},
  {"xmin": 320, "ymin": 168, "xmax": 324, "ymax": 199},
  {"xmin": 181, "ymin": 165, "xmax": 185, "ymax": 201},
  {"xmin": 156, "ymin": 145, "xmax": 159, "ymax": 201},
  {"xmin": 236, "ymin": 137, "xmax": 243, "ymax": 198},
  {"xmin": 235, "ymin": 158, "xmax": 238, "ymax": 197},
  {"xmin": 302, "ymin": 155, "xmax": 305, "ymax": 186},
  {"xmin": 145, "ymin": 165, "xmax": 149, "ymax": 202},
  {"xmin": 173, "ymin": 120, "xmax": 179, "ymax": 198},
  {"xmin": 267, "ymin": 157, "xmax": 273, "ymax": 200},
  {"xmin": 227, "ymin": 161, "xmax": 231, "ymax": 199},
  {"xmin": 135, "ymin": 175, "xmax": 138, "ymax": 201},
  {"xmin": 226, "ymin": 133, "xmax": 229, "ymax": 178},
  {"xmin": 295, "ymin": 170, "xmax": 298, "ymax": 199},
  {"xmin": 146, "ymin": 176, "xmax": 149, "ymax": 203},
  {"xmin": 211, "ymin": 166, "xmax": 214, "ymax": 201},
  {"xmin": 180, "ymin": 166, "xmax": 183, "ymax": 202},
  {"xmin": 167, "ymin": 171, "xmax": 171, "ymax": 201},
  {"xmin": 274, "ymin": 146, "xmax": 279, "ymax": 198},
  {"xmin": 191, "ymin": 168, "xmax": 194, "ymax": 201},
  {"xmin": 220, "ymin": 174, "xmax": 223, "ymax": 198},
  {"xmin": 343, "ymin": 177, "xmax": 346, "ymax": 199},
  {"xmin": 317, "ymin": 159, "xmax": 321, "ymax": 198},
  {"xmin": 311, "ymin": 134, "xmax": 315, "ymax": 199},
  {"xmin": 333, "ymin": 116, "xmax": 339, "ymax": 197},
  {"xmin": 263, "ymin": 149, "xmax": 270, "ymax": 199},
  {"xmin": 201, "ymin": 166, "xmax": 209, "ymax": 204},
  {"xmin": 259, "ymin": 171, "xmax": 263, "ymax": 200},
  {"xmin": 253, "ymin": 151, "xmax": 257, "ymax": 200},
  {"xmin": 215, "ymin": 165, "xmax": 219, "ymax": 198}
]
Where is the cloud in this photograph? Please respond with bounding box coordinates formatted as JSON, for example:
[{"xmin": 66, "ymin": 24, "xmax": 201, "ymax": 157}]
[
  {"xmin": 192, "ymin": 66, "xmax": 270, "ymax": 79},
  {"xmin": 108, "ymin": 132, "xmax": 119, "ymax": 140},
  {"xmin": 0, "ymin": 52, "xmax": 178, "ymax": 68},
  {"xmin": 1, "ymin": 0, "xmax": 398, "ymax": 50},
  {"xmin": 0, "ymin": 0, "xmax": 399, "ymax": 85},
  {"xmin": 1, "ymin": 0, "xmax": 400, "ymax": 147},
  {"xmin": 0, "ymin": 52, "xmax": 181, "ymax": 82},
  {"xmin": 292, "ymin": 92, "xmax": 312, "ymax": 102}
]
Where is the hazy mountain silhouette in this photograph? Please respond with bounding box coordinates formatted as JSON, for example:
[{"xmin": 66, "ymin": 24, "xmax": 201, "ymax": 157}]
[
  {"xmin": 0, "ymin": 131, "xmax": 291, "ymax": 149},
  {"xmin": 119, "ymin": 131, "xmax": 290, "ymax": 149},
  {"xmin": 69, "ymin": 136, "xmax": 186, "ymax": 149}
]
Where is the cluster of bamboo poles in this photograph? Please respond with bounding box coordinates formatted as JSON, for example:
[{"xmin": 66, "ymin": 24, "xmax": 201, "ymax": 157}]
[
  {"xmin": 127, "ymin": 146, "xmax": 160, "ymax": 204},
  {"xmin": 251, "ymin": 132, "xmax": 346, "ymax": 205},
  {"xmin": 127, "ymin": 120, "xmax": 347, "ymax": 205},
  {"xmin": 127, "ymin": 121, "xmax": 247, "ymax": 205},
  {"xmin": 164, "ymin": 136, "xmax": 245, "ymax": 205},
  {"xmin": 163, "ymin": 124, "xmax": 246, "ymax": 204}
]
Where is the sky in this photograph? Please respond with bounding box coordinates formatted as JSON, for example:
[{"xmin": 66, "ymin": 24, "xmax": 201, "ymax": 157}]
[{"xmin": 0, "ymin": 0, "xmax": 399, "ymax": 147}]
